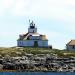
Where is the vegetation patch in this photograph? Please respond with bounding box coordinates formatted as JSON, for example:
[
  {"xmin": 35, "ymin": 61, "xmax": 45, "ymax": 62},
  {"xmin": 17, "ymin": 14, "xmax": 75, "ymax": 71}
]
[{"xmin": 0, "ymin": 47, "xmax": 75, "ymax": 57}]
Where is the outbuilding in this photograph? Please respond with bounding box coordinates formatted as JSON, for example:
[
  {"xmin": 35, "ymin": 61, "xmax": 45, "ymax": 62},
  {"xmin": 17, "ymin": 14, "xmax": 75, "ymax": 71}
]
[{"xmin": 66, "ymin": 40, "xmax": 75, "ymax": 50}]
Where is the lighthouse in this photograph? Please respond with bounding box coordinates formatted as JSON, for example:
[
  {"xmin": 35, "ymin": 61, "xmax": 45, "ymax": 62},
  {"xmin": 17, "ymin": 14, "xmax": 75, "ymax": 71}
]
[
  {"xmin": 28, "ymin": 21, "xmax": 37, "ymax": 33},
  {"xmin": 17, "ymin": 20, "xmax": 48, "ymax": 47}
]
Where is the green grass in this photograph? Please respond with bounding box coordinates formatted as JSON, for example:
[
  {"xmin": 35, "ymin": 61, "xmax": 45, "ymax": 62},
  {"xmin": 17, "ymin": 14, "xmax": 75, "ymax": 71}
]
[{"xmin": 0, "ymin": 47, "xmax": 75, "ymax": 57}]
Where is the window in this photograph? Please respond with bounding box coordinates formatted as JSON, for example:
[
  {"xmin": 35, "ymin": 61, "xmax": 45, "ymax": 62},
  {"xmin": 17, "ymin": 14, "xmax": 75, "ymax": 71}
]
[
  {"xmin": 33, "ymin": 30, "xmax": 34, "ymax": 33},
  {"xmin": 19, "ymin": 41, "xmax": 23, "ymax": 45},
  {"xmin": 72, "ymin": 45, "xmax": 75, "ymax": 49}
]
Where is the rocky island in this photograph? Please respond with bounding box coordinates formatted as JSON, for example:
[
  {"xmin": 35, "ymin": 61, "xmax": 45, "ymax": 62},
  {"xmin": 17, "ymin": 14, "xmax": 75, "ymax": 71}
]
[{"xmin": 0, "ymin": 47, "xmax": 75, "ymax": 72}]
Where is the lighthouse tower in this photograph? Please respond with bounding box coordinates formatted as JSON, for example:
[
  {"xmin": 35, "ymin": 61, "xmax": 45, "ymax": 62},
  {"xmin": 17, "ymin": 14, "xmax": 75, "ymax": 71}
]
[{"xmin": 28, "ymin": 21, "xmax": 37, "ymax": 33}]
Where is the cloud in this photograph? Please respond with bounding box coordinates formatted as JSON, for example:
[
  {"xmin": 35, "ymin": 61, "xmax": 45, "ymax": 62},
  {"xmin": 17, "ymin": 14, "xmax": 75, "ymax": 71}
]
[
  {"xmin": 0, "ymin": 0, "xmax": 75, "ymax": 20},
  {"xmin": 10, "ymin": 0, "xmax": 64, "ymax": 19},
  {"xmin": 0, "ymin": 0, "xmax": 64, "ymax": 17},
  {"xmin": 9, "ymin": 0, "xmax": 75, "ymax": 20},
  {"xmin": 0, "ymin": 0, "xmax": 14, "ymax": 15}
]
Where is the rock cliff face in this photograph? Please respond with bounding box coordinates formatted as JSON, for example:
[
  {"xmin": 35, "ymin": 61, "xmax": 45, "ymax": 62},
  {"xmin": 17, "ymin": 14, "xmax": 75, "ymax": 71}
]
[
  {"xmin": 0, "ymin": 53, "xmax": 75, "ymax": 72},
  {"xmin": 0, "ymin": 47, "xmax": 75, "ymax": 71}
]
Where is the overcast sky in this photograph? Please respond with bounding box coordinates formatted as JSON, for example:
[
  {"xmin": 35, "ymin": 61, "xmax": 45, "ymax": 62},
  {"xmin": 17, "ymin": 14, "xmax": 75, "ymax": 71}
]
[{"xmin": 0, "ymin": 0, "xmax": 75, "ymax": 49}]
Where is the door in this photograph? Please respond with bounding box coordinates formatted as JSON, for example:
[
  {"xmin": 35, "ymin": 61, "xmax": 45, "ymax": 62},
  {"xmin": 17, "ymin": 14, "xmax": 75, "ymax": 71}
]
[{"xmin": 34, "ymin": 41, "xmax": 38, "ymax": 47}]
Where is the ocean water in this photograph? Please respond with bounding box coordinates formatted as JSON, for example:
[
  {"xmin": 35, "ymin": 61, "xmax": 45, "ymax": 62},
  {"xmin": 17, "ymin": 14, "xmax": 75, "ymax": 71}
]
[{"xmin": 0, "ymin": 72, "xmax": 75, "ymax": 75}]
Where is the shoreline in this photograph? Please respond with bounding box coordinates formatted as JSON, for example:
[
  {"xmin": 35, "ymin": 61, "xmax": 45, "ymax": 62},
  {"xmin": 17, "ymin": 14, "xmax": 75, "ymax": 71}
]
[{"xmin": 0, "ymin": 69, "xmax": 74, "ymax": 72}]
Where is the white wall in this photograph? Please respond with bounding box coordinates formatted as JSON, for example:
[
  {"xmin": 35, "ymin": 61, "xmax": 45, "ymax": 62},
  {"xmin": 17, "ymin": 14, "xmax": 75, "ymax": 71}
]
[
  {"xmin": 17, "ymin": 40, "xmax": 48, "ymax": 47},
  {"xmin": 66, "ymin": 45, "xmax": 75, "ymax": 50},
  {"xmin": 28, "ymin": 28, "xmax": 37, "ymax": 33},
  {"xmin": 38, "ymin": 40, "xmax": 48, "ymax": 47},
  {"xmin": 17, "ymin": 40, "xmax": 34, "ymax": 47}
]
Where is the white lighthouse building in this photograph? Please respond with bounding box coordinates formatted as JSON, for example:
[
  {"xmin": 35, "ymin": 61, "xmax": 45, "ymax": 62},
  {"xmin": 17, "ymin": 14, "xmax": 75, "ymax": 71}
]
[{"xmin": 17, "ymin": 21, "xmax": 48, "ymax": 47}]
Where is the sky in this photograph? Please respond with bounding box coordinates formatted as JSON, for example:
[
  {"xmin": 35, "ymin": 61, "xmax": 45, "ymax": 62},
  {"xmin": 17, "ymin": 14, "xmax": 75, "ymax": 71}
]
[{"xmin": 0, "ymin": 0, "xmax": 75, "ymax": 49}]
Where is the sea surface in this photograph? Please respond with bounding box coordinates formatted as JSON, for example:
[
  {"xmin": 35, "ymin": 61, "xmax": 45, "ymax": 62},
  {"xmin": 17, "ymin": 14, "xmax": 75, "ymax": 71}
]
[{"xmin": 0, "ymin": 72, "xmax": 75, "ymax": 75}]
